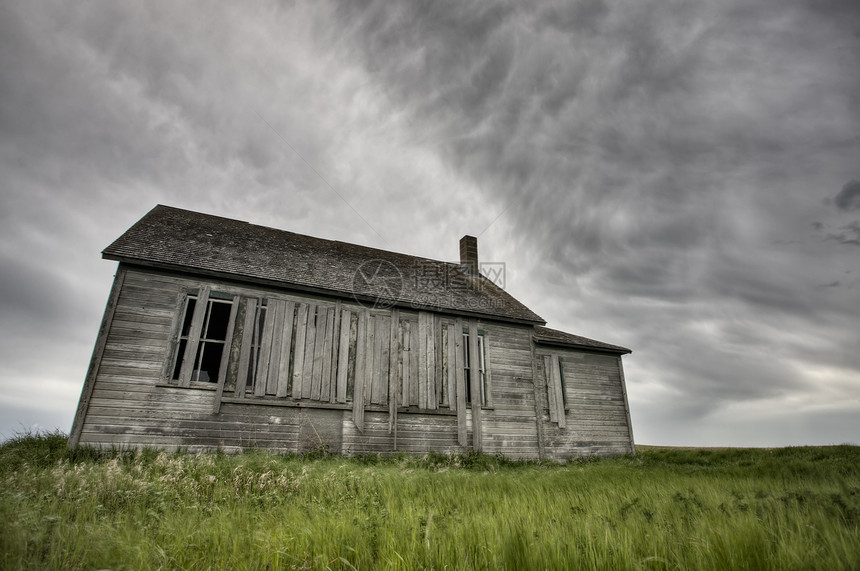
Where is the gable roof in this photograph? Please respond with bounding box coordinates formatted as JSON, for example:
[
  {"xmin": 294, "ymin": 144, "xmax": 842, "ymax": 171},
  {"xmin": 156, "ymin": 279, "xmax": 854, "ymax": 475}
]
[
  {"xmin": 103, "ymin": 205, "xmax": 545, "ymax": 324},
  {"xmin": 533, "ymin": 326, "xmax": 631, "ymax": 354}
]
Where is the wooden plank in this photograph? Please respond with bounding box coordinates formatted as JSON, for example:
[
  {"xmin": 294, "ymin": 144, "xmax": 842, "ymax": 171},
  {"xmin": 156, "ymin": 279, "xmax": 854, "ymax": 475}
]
[
  {"xmin": 178, "ymin": 285, "xmax": 210, "ymax": 387},
  {"xmin": 401, "ymin": 321, "xmax": 411, "ymax": 407},
  {"xmin": 482, "ymin": 331, "xmax": 494, "ymax": 408},
  {"xmin": 446, "ymin": 324, "xmax": 457, "ymax": 413},
  {"xmin": 335, "ymin": 309, "xmax": 351, "ymax": 403},
  {"xmin": 372, "ymin": 315, "xmax": 390, "ymax": 405},
  {"xmin": 108, "ymin": 319, "xmax": 172, "ymax": 334},
  {"xmin": 361, "ymin": 314, "xmax": 372, "ymax": 403},
  {"xmin": 212, "ymin": 295, "xmax": 240, "ymax": 413},
  {"xmin": 276, "ymin": 301, "xmax": 296, "ymax": 398},
  {"xmin": 426, "ymin": 312, "xmax": 437, "ymax": 409},
  {"xmin": 417, "ymin": 313, "xmax": 428, "ymax": 409},
  {"xmin": 111, "ymin": 310, "xmax": 174, "ymax": 325},
  {"xmin": 454, "ymin": 318, "xmax": 467, "ymax": 447},
  {"xmin": 319, "ymin": 307, "xmax": 335, "ymax": 402},
  {"xmin": 234, "ymin": 298, "xmax": 258, "ymax": 398},
  {"xmin": 441, "ymin": 324, "xmax": 449, "ymax": 408},
  {"xmin": 369, "ymin": 315, "xmax": 382, "ymax": 404},
  {"xmin": 291, "ymin": 304, "xmax": 309, "ymax": 399},
  {"xmin": 352, "ymin": 310, "xmax": 368, "ymax": 432},
  {"xmin": 388, "ymin": 309, "xmax": 400, "ymax": 434},
  {"xmin": 434, "ymin": 315, "xmax": 443, "ymax": 407},
  {"xmin": 328, "ymin": 301, "xmax": 342, "ymax": 403},
  {"xmin": 363, "ymin": 313, "xmax": 375, "ymax": 404},
  {"xmin": 468, "ymin": 319, "xmax": 482, "ymax": 451},
  {"xmin": 544, "ymin": 355, "xmax": 559, "ymax": 424},
  {"xmin": 69, "ymin": 266, "xmax": 127, "ymax": 448},
  {"xmin": 254, "ymin": 302, "xmax": 276, "ymax": 397},
  {"xmin": 264, "ymin": 300, "xmax": 286, "ymax": 395},
  {"xmin": 310, "ymin": 306, "xmax": 328, "ymax": 401},
  {"xmin": 409, "ymin": 320, "xmax": 419, "ymax": 407},
  {"xmin": 301, "ymin": 305, "xmax": 317, "ymax": 399},
  {"xmin": 550, "ymin": 353, "xmax": 566, "ymax": 428},
  {"xmin": 380, "ymin": 315, "xmax": 391, "ymax": 405},
  {"xmin": 347, "ymin": 312, "xmax": 357, "ymax": 401}
]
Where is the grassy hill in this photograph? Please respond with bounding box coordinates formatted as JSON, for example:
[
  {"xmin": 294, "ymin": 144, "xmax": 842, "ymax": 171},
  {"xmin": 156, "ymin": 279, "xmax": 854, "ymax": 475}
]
[{"xmin": 2, "ymin": 432, "xmax": 858, "ymax": 570}]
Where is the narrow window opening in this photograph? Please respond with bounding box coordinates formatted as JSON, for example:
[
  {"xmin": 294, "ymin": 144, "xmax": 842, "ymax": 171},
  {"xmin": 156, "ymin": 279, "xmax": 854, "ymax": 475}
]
[
  {"xmin": 558, "ymin": 359, "xmax": 567, "ymax": 406},
  {"xmin": 462, "ymin": 330, "xmax": 487, "ymax": 406}
]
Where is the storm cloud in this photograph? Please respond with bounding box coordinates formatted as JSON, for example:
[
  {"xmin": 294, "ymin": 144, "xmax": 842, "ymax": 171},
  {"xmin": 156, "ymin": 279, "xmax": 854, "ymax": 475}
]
[{"xmin": 835, "ymin": 180, "xmax": 860, "ymax": 211}]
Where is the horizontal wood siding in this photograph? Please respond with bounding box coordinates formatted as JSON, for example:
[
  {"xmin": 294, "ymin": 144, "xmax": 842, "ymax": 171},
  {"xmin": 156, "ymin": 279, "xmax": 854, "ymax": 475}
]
[
  {"xmin": 341, "ymin": 411, "xmax": 465, "ymax": 455},
  {"xmin": 477, "ymin": 322, "xmax": 540, "ymax": 459},
  {"xmin": 535, "ymin": 348, "xmax": 634, "ymax": 459}
]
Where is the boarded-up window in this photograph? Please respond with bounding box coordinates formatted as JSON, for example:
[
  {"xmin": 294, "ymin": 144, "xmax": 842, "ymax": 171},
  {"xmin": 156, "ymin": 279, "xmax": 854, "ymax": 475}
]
[
  {"xmin": 244, "ymin": 301, "xmax": 268, "ymax": 388},
  {"xmin": 544, "ymin": 354, "xmax": 566, "ymax": 428},
  {"xmin": 169, "ymin": 292, "xmax": 481, "ymax": 418}
]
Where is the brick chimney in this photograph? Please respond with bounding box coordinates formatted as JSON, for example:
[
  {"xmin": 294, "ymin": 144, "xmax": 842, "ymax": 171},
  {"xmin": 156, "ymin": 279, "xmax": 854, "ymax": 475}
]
[{"xmin": 459, "ymin": 235, "xmax": 478, "ymax": 275}]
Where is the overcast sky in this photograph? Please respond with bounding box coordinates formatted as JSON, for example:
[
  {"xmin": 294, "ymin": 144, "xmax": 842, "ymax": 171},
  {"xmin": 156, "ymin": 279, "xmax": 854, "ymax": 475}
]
[{"xmin": 2, "ymin": 0, "xmax": 859, "ymax": 446}]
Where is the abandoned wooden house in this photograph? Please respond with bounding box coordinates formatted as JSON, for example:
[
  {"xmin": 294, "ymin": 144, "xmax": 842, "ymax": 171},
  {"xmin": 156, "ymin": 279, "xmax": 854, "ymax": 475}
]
[{"xmin": 69, "ymin": 205, "xmax": 635, "ymax": 458}]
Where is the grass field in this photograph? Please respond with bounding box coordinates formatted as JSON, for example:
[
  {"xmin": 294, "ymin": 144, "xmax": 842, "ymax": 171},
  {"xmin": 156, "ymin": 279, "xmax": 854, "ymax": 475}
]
[{"xmin": 1, "ymin": 433, "xmax": 858, "ymax": 570}]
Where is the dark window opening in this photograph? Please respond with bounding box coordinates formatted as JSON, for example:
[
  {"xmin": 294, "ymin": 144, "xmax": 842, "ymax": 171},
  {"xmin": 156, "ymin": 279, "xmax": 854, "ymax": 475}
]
[
  {"xmin": 462, "ymin": 331, "xmax": 487, "ymax": 406},
  {"xmin": 558, "ymin": 359, "xmax": 567, "ymax": 406},
  {"xmin": 172, "ymin": 295, "xmax": 233, "ymax": 383}
]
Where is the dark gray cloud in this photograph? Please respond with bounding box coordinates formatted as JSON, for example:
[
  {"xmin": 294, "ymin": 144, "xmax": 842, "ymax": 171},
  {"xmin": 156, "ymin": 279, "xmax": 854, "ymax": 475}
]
[
  {"xmin": 325, "ymin": 0, "xmax": 860, "ymax": 445},
  {"xmin": 835, "ymin": 180, "xmax": 860, "ymax": 211},
  {"xmin": 827, "ymin": 221, "xmax": 860, "ymax": 245}
]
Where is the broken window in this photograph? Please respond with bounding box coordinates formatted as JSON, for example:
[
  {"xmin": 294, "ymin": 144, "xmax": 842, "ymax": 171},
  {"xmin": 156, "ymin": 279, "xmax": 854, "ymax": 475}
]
[{"xmin": 170, "ymin": 288, "xmax": 236, "ymax": 386}]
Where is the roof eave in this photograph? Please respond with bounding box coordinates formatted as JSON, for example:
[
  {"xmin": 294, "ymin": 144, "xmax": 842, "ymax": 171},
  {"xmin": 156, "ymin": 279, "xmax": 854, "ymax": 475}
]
[{"xmin": 532, "ymin": 337, "xmax": 632, "ymax": 355}]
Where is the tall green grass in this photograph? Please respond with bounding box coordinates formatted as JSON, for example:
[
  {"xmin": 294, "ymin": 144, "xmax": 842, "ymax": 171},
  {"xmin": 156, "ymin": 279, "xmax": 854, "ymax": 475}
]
[{"xmin": 2, "ymin": 432, "xmax": 858, "ymax": 570}]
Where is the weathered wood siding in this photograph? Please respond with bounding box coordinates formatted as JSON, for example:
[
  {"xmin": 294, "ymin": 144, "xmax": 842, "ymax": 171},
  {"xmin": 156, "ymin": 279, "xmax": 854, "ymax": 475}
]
[
  {"xmin": 534, "ymin": 348, "xmax": 635, "ymax": 458},
  {"xmin": 75, "ymin": 268, "xmax": 219, "ymax": 451},
  {"xmin": 476, "ymin": 322, "xmax": 541, "ymax": 459},
  {"xmin": 72, "ymin": 264, "xmax": 633, "ymax": 458}
]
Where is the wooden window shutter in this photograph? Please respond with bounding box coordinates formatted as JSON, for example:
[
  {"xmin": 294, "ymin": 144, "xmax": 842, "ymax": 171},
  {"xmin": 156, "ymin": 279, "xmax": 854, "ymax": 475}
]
[
  {"xmin": 178, "ymin": 286, "xmax": 210, "ymax": 388},
  {"xmin": 212, "ymin": 295, "xmax": 241, "ymax": 413},
  {"xmin": 335, "ymin": 309, "xmax": 351, "ymax": 403},
  {"xmin": 275, "ymin": 301, "xmax": 296, "ymax": 398},
  {"xmin": 352, "ymin": 310, "xmax": 368, "ymax": 432},
  {"xmin": 468, "ymin": 318, "xmax": 483, "ymax": 451},
  {"xmin": 544, "ymin": 354, "xmax": 566, "ymax": 428},
  {"xmin": 234, "ymin": 297, "xmax": 258, "ymax": 397}
]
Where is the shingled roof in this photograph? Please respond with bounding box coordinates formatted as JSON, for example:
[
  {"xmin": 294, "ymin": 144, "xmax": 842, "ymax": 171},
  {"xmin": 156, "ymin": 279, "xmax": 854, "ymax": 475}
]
[
  {"xmin": 533, "ymin": 326, "xmax": 631, "ymax": 354},
  {"xmin": 104, "ymin": 205, "xmax": 545, "ymax": 324}
]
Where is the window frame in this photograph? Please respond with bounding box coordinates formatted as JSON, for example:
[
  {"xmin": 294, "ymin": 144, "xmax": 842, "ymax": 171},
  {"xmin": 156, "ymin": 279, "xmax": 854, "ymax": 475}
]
[
  {"xmin": 462, "ymin": 329, "xmax": 490, "ymax": 407},
  {"xmin": 168, "ymin": 287, "xmax": 238, "ymax": 388}
]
